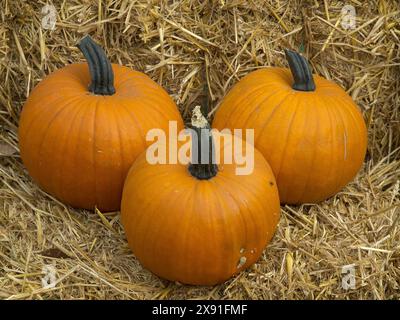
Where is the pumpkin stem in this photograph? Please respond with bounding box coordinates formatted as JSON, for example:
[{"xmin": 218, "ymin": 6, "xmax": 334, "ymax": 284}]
[
  {"xmin": 77, "ymin": 35, "xmax": 116, "ymax": 95},
  {"xmin": 188, "ymin": 106, "xmax": 218, "ymax": 180},
  {"xmin": 285, "ymin": 49, "xmax": 316, "ymax": 92}
]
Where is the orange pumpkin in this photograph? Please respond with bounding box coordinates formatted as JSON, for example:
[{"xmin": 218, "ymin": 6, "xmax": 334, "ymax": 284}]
[
  {"xmin": 121, "ymin": 108, "xmax": 280, "ymax": 285},
  {"xmin": 18, "ymin": 36, "xmax": 183, "ymax": 211},
  {"xmin": 213, "ymin": 50, "xmax": 367, "ymax": 204}
]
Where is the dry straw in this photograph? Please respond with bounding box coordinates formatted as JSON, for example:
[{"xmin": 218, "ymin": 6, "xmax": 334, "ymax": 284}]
[{"xmin": 0, "ymin": 0, "xmax": 399, "ymax": 299}]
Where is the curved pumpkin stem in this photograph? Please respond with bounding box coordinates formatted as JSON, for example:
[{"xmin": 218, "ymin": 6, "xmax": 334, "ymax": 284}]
[
  {"xmin": 285, "ymin": 49, "xmax": 316, "ymax": 92},
  {"xmin": 77, "ymin": 35, "xmax": 116, "ymax": 95},
  {"xmin": 188, "ymin": 106, "xmax": 218, "ymax": 180}
]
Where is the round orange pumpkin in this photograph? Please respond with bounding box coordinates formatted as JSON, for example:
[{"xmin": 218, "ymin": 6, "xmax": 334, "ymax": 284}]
[
  {"xmin": 121, "ymin": 108, "xmax": 280, "ymax": 285},
  {"xmin": 213, "ymin": 50, "xmax": 367, "ymax": 204},
  {"xmin": 18, "ymin": 36, "xmax": 183, "ymax": 211}
]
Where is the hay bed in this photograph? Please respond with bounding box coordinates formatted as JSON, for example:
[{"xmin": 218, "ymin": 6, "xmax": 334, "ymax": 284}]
[{"xmin": 1, "ymin": 0, "xmax": 399, "ymax": 299}]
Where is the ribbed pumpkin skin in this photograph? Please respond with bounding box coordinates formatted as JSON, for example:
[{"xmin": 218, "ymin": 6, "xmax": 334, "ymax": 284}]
[
  {"xmin": 121, "ymin": 136, "xmax": 280, "ymax": 285},
  {"xmin": 213, "ymin": 68, "xmax": 367, "ymax": 204},
  {"xmin": 19, "ymin": 63, "xmax": 184, "ymax": 211}
]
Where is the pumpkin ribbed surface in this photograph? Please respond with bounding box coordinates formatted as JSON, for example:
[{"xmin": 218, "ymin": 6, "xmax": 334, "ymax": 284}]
[
  {"xmin": 121, "ymin": 134, "xmax": 280, "ymax": 285},
  {"xmin": 19, "ymin": 63, "xmax": 183, "ymax": 211},
  {"xmin": 213, "ymin": 67, "xmax": 367, "ymax": 204}
]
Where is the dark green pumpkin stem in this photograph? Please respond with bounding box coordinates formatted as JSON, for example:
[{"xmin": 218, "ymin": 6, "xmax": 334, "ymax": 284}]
[
  {"xmin": 188, "ymin": 106, "xmax": 218, "ymax": 180},
  {"xmin": 77, "ymin": 35, "xmax": 115, "ymax": 95},
  {"xmin": 285, "ymin": 49, "xmax": 316, "ymax": 92}
]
